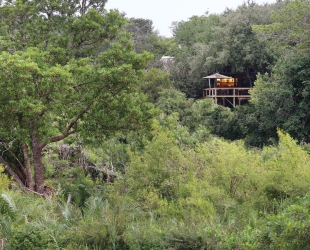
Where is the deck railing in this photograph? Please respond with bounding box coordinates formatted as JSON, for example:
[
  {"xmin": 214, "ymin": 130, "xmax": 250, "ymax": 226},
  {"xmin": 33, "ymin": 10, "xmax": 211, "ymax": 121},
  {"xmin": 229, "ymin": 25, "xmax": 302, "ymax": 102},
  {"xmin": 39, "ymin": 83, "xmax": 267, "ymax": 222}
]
[{"xmin": 203, "ymin": 87, "xmax": 252, "ymax": 107}]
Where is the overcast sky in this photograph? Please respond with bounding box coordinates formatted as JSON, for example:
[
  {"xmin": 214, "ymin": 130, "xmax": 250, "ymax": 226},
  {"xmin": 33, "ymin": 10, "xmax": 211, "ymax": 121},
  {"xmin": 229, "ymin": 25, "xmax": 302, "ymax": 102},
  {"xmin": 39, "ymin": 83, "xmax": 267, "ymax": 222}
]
[{"xmin": 105, "ymin": 0, "xmax": 276, "ymax": 37}]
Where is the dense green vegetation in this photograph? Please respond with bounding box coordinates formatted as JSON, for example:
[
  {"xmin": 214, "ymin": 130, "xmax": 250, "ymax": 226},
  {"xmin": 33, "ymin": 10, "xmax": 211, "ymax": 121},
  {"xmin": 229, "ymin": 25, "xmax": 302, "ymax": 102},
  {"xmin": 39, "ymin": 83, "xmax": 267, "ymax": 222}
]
[{"xmin": 1, "ymin": 0, "xmax": 310, "ymax": 249}]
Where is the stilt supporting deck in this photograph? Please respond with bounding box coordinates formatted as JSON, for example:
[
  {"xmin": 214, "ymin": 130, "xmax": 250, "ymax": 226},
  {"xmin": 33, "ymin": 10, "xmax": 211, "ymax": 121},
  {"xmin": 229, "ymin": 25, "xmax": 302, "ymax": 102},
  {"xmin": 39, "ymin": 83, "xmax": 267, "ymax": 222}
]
[{"xmin": 203, "ymin": 87, "xmax": 252, "ymax": 107}]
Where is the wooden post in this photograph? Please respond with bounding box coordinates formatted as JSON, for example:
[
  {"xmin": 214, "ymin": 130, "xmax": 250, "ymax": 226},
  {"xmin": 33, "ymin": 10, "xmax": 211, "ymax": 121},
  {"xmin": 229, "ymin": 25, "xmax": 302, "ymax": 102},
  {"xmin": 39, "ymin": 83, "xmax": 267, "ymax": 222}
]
[
  {"xmin": 233, "ymin": 88, "xmax": 236, "ymax": 107},
  {"xmin": 202, "ymin": 87, "xmax": 252, "ymax": 107}
]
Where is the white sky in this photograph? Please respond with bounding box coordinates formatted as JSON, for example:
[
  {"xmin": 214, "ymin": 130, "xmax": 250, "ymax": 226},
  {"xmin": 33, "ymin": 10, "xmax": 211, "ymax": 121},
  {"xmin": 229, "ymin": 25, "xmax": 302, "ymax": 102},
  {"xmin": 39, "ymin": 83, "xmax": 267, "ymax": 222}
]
[{"xmin": 105, "ymin": 0, "xmax": 276, "ymax": 37}]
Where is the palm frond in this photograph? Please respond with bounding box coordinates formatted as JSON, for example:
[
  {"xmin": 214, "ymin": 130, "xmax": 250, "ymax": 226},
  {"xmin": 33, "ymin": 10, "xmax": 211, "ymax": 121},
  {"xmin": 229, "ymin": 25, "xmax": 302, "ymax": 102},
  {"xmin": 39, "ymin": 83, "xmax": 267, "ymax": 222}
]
[{"xmin": 0, "ymin": 194, "xmax": 16, "ymax": 220}]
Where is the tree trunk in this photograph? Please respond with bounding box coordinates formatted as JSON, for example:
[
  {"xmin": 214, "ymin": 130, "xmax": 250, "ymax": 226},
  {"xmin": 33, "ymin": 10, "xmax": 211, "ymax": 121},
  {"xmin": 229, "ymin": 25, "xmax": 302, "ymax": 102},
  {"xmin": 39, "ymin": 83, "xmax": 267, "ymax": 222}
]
[
  {"xmin": 22, "ymin": 144, "xmax": 35, "ymax": 191},
  {"xmin": 31, "ymin": 137, "xmax": 45, "ymax": 194},
  {"xmin": 245, "ymin": 68, "xmax": 253, "ymax": 88}
]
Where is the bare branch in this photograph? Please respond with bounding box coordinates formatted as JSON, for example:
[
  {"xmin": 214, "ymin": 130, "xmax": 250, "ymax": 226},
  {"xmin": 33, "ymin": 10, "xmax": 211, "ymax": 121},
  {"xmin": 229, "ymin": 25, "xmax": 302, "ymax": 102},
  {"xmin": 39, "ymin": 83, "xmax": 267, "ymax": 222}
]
[{"xmin": 48, "ymin": 130, "xmax": 76, "ymax": 144}]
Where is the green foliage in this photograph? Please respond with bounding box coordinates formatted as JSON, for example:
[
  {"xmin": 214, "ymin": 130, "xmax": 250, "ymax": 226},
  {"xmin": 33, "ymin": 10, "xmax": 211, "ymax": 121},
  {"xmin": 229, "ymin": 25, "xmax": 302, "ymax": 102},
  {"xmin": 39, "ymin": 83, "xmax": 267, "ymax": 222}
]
[
  {"xmin": 1, "ymin": 191, "xmax": 67, "ymax": 249},
  {"xmin": 62, "ymin": 193, "xmax": 138, "ymax": 249},
  {"xmin": 0, "ymin": 0, "xmax": 156, "ymax": 193},
  {"xmin": 205, "ymin": 1, "xmax": 274, "ymax": 84},
  {"xmin": 125, "ymin": 17, "xmax": 178, "ymax": 69},
  {"xmin": 170, "ymin": 14, "xmax": 221, "ymax": 96},
  {"xmin": 126, "ymin": 18, "xmax": 158, "ymax": 54},
  {"xmin": 195, "ymin": 138, "xmax": 260, "ymax": 206},
  {"xmin": 172, "ymin": 14, "xmax": 220, "ymax": 48},
  {"xmin": 169, "ymin": 2, "xmax": 276, "ymax": 97},
  {"xmin": 257, "ymin": 193, "xmax": 310, "ymax": 249},
  {"xmin": 163, "ymin": 226, "xmax": 210, "ymax": 250},
  {"xmin": 6, "ymin": 224, "xmax": 58, "ymax": 250},
  {"xmin": 0, "ymin": 165, "xmax": 10, "ymax": 190},
  {"xmin": 0, "ymin": 193, "xmax": 16, "ymax": 238},
  {"xmin": 156, "ymin": 89, "xmax": 213, "ymax": 139},
  {"xmin": 0, "ymin": 167, "xmax": 13, "ymax": 238},
  {"xmin": 182, "ymin": 98, "xmax": 214, "ymax": 133},
  {"xmin": 0, "ymin": 194, "xmax": 16, "ymax": 220},
  {"xmin": 139, "ymin": 68, "xmax": 173, "ymax": 103},
  {"xmin": 207, "ymin": 105, "xmax": 241, "ymax": 140},
  {"xmin": 253, "ymin": 0, "xmax": 310, "ymax": 55},
  {"xmin": 156, "ymin": 88, "xmax": 192, "ymax": 116},
  {"xmin": 2, "ymin": 126, "xmax": 310, "ymax": 249},
  {"xmin": 217, "ymin": 50, "xmax": 310, "ymax": 147},
  {"xmin": 124, "ymin": 121, "xmax": 187, "ymax": 201},
  {"xmin": 248, "ymin": 52, "xmax": 310, "ymax": 144},
  {"xmin": 260, "ymin": 130, "xmax": 310, "ymax": 201},
  {"xmin": 2, "ymin": 2, "xmax": 310, "ymax": 249}
]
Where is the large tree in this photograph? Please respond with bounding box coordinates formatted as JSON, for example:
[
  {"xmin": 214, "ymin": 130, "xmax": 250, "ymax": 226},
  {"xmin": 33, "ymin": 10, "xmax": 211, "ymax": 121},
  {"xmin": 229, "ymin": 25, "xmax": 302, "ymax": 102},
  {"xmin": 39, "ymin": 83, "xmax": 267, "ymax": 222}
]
[
  {"xmin": 249, "ymin": 52, "xmax": 310, "ymax": 145},
  {"xmin": 243, "ymin": 0, "xmax": 310, "ymax": 145},
  {"xmin": 170, "ymin": 14, "xmax": 221, "ymax": 97},
  {"xmin": 0, "ymin": 0, "xmax": 154, "ymax": 194}
]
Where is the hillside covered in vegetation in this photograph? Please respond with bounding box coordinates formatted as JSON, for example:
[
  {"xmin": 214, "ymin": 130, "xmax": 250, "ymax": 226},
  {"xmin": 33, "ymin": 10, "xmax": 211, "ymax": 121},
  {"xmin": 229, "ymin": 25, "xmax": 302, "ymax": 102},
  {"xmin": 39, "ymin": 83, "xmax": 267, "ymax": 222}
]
[{"xmin": 1, "ymin": 0, "xmax": 310, "ymax": 249}]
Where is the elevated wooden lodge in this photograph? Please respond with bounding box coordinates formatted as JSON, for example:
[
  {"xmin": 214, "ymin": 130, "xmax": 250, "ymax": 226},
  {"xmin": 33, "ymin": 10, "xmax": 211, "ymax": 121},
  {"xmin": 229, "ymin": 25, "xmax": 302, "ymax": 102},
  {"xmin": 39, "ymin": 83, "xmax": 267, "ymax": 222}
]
[{"xmin": 203, "ymin": 73, "xmax": 252, "ymax": 107}]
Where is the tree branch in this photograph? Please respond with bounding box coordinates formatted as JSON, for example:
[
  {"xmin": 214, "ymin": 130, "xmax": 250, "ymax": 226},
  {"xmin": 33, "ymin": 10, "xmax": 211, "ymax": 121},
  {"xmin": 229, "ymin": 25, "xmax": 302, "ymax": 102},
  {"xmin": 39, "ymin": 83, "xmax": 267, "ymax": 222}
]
[
  {"xmin": 0, "ymin": 156, "xmax": 25, "ymax": 189},
  {"xmin": 0, "ymin": 141, "xmax": 26, "ymax": 177},
  {"xmin": 48, "ymin": 130, "xmax": 76, "ymax": 144},
  {"xmin": 44, "ymin": 101, "xmax": 94, "ymax": 147}
]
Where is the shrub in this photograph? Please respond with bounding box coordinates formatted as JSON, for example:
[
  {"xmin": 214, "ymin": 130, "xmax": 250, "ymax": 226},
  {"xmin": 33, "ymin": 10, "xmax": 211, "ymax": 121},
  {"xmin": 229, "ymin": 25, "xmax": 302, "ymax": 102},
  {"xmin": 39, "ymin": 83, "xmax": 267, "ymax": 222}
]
[
  {"xmin": 6, "ymin": 224, "xmax": 59, "ymax": 250},
  {"xmin": 256, "ymin": 193, "xmax": 310, "ymax": 249}
]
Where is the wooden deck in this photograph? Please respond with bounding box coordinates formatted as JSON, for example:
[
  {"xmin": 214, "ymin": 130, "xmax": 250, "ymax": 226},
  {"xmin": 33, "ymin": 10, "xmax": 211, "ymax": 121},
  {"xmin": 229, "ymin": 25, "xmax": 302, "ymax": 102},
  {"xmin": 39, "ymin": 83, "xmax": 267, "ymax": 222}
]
[{"xmin": 203, "ymin": 87, "xmax": 252, "ymax": 107}]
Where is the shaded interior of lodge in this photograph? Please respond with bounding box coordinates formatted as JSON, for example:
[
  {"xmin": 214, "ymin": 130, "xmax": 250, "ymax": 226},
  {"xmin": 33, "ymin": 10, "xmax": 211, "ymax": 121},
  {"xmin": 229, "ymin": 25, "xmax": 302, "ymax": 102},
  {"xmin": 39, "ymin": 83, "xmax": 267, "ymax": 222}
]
[{"xmin": 203, "ymin": 73, "xmax": 252, "ymax": 108}]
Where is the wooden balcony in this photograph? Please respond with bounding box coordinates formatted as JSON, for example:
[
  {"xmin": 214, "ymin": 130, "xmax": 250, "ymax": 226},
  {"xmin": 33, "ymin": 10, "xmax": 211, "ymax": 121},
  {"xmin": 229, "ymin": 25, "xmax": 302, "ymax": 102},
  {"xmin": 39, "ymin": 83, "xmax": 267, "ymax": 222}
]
[{"xmin": 203, "ymin": 87, "xmax": 252, "ymax": 107}]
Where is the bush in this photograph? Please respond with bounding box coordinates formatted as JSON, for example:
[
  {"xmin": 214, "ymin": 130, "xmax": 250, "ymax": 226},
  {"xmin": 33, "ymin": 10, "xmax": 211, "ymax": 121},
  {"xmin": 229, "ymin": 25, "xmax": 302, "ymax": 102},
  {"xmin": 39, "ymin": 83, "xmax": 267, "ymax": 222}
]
[
  {"xmin": 6, "ymin": 224, "xmax": 59, "ymax": 250},
  {"xmin": 256, "ymin": 194, "xmax": 310, "ymax": 249}
]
